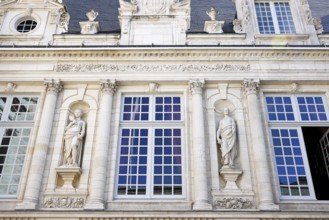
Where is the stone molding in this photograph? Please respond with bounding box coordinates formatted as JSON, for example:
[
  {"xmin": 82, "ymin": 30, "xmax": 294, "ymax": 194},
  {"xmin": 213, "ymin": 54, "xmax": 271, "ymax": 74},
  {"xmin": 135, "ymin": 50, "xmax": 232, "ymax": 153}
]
[
  {"xmin": 100, "ymin": 79, "xmax": 117, "ymax": 95},
  {"xmin": 215, "ymin": 197, "xmax": 254, "ymax": 209},
  {"xmin": 43, "ymin": 197, "xmax": 84, "ymax": 208},
  {"xmin": 242, "ymin": 79, "xmax": 259, "ymax": 96},
  {"xmin": 1, "ymin": 49, "xmax": 329, "ymax": 60},
  {"xmin": 57, "ymin": 64, "xmax": 251, "ymax": 73},
  {"xmin": 44, "ymin": 79, "xmax": 63, "ymax": 95}
]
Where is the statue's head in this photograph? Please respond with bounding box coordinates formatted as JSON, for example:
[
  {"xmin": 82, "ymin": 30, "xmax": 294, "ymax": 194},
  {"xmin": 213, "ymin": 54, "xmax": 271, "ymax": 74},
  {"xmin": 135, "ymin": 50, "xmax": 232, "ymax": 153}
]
[
  {"xmin": 223, "ymin": 108, "xmax": 229, "ymax": 115},
  {"xmin": 74, "ymin": 109, "xmax": 83, "ymax": 118}
]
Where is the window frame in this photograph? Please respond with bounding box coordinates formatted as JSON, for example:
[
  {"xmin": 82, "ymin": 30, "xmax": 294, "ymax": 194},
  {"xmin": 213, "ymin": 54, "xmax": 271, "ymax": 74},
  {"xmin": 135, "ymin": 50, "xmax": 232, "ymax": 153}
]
[
  {"xmin": 255, "ymin": 1, "xmax": 296, "ymax": 34},
  {"xmin": 0, "ymin": 95, "xmax": 39, "ymax": 198},
  {"xmin": 265, "ymin": 94, "xmax": 329, "ymax": 200},
  {"xmin": 115, "ymin": 94, "xmax": 186, "ymax": 200}
]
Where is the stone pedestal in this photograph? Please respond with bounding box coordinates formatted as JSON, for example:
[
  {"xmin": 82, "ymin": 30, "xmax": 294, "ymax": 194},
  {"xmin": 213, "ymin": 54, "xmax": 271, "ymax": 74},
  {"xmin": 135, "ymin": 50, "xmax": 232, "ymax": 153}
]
[
  {"xmin": 55, "ymin": 166, "xmax": 81, "ymax": 192},
  {"xmin": 79, "ymin": 21, "xmax": 100, "ymax": 34},
  {"xmin": 220, "ymin": 168, "xmax": 242, "ymax": 192},
  {"xmin": 204, "ymin": 21, "xmax": 224, "ymax": 33}
]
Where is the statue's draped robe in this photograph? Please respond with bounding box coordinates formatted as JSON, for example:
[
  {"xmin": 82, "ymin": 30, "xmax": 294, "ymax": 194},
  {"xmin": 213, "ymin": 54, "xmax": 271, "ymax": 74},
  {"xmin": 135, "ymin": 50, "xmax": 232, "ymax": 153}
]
[
  {"xmin": 218, "ymin": 117, "xmax": 237, "ymax": 166},
  {"xmin": 64, "ymin": 120, "xmax": 85, "ymax": 164}
]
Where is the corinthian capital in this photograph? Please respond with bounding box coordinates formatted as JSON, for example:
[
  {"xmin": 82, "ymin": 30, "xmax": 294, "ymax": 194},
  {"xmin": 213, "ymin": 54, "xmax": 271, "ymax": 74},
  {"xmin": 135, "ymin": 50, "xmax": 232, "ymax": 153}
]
[
  {"xmin": 44, "ymin": 79, "xmax": 63, "ymax": 95},
  {"xmin": 189, "ymin": 79, "xmax": 205, "ymax": 95},
  {"xmin": 242, "ymin": 79, "xmax": 259, "ymax": 96},
  {"xmin": 100, "ymin": 79, "xmax": 117, "ymax": 95}
]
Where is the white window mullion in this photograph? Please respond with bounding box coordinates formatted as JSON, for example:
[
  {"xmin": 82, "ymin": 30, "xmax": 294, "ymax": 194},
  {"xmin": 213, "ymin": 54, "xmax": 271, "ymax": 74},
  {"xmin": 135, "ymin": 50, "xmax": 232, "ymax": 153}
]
[{"xmin": 269, "ymin": 2, "xmax": 280, "ymax": 34}]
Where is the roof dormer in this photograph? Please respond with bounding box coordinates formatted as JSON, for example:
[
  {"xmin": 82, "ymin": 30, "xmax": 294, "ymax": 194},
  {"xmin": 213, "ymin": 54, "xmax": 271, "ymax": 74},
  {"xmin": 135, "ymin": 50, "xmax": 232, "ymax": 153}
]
[
  {"xmin": 118, "ymin": 0, "xmax": 191, "ymax": 45},
  {"xmin": 233, "ymin": 0, "xmax": 322, "ymax": 45},
  {"xmin": 0, "ymin": 0, "xmax": 68, "ymax": 45}
]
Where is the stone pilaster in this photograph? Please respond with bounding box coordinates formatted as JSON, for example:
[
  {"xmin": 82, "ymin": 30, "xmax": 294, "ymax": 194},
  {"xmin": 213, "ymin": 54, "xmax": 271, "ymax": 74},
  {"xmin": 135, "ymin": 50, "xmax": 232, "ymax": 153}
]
[
  {"xmin": 189, "ymin": 79, "xmax": 212, "ymax": 210},
  {"xmin": 84, "ymin": 79, "xmax": 117, "ymax": 210},
  {"xmin": 242, "ymin": 79, "xmax": 279, "ymax": 210},
  {"xmin": 16, "ymin": 79, "xmax": 62, "ymax": 210}
]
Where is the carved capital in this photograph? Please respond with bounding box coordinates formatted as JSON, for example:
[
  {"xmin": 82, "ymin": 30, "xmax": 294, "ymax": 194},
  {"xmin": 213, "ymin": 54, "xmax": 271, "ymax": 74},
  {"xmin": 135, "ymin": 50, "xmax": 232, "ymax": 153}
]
[
  {"xmin": 189, "ymin": 79, "xmax": 205, "ymax": 95},
  {"xmin": 43, "ymin": 197, "xmax": 84, "ymax": 209},
  {"xmin": 44, "ymin": 79, "xmax": 63, "ymax": 95},
  {"xmin": 242, "ymin": 79, "xmax": 259, "ymax": 96},
  {"xmin": 100, "ymin": 79, "xmax": 117, "ymax": 95}
]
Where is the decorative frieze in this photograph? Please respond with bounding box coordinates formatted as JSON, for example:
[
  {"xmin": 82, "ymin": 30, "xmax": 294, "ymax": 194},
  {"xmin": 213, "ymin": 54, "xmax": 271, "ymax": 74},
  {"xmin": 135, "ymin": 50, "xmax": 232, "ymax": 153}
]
[
  {"xmin": 44, "ymin": 197, "xmax": 85, "ymax": 208},
  {"xmin": 57, "ymin": 64, "xmax": 251, "ymax": 73},
  {"xmin": 215, "ymin": 197, "xmax": 253, "ymax": 209}
]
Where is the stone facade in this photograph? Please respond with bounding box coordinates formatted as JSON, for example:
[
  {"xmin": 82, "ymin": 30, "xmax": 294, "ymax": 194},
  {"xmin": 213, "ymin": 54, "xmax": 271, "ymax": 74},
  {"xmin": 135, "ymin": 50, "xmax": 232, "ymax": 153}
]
[{"xmin": 0, "ymin": 0, "xmax": 329, "ymax": 219}]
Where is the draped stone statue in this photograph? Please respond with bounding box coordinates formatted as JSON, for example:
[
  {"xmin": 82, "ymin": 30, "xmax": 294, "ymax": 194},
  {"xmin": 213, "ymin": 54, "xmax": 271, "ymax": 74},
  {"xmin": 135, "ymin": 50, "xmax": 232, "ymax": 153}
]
[
  {"xmin": 63, "ymin": 109, "xmax": 86, "ymax": 166},
  {"xmin": 216, "ymin": 108, "xmax": 237, "ymax": 168}
]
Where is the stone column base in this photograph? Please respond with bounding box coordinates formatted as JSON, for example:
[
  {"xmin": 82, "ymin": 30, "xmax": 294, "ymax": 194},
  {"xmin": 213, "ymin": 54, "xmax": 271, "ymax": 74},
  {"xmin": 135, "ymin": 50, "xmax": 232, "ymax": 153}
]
[
  {"xmin": 192, "ymin": 201, "xmax": 212, "ymax": 210},
  {"xmin": 84, "ymin": 201, "xmax": 105, "ymax": 210},
  {"xmin": 15, "ymin": 201, "xmax": 37, "ymax": 210}
]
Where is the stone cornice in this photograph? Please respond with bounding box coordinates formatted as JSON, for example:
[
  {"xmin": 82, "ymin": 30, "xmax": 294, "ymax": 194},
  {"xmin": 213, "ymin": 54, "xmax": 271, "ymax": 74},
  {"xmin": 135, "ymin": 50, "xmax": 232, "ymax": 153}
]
[{"xmin": 0, "ymin": 48, "xmax": 328, "ymax": 61}]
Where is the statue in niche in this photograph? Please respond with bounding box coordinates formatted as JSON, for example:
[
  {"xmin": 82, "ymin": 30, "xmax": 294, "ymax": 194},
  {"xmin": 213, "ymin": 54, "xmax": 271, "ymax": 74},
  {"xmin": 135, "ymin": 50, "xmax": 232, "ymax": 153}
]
[
  {"xmin": 63, "ymin": 109, "xmax": 86, "ymax": 166},
  {"xmin": 216, "ymin": 108, "xmax": 237, "ymax": 168}
]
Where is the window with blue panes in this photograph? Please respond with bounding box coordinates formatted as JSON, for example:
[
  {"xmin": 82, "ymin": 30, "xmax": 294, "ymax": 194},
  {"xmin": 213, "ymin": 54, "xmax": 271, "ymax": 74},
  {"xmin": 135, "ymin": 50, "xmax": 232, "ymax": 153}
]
[
  {"xmin": 266, "ymin": 94, "xmax": 329, "ymax": 200},
  {"xmin": 255, "ymin": 2, "xmax": 296, "ymax": 34},
  {"xmin": 117, "ymin": 95, "xmax": 184, "ymax": 198},
  {"xmin": 0, "ymin": 96, "xmax": 38, "ymax": 197}
]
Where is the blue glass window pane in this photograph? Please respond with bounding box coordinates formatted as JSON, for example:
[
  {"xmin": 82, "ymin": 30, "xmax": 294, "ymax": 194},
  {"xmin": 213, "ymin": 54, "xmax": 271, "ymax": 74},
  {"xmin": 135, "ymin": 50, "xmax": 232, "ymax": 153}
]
[
  {"xmin": 139, "ymin": 166, "xmax": 147, "ymax": 174},
  {"xmin": 154, "ymin": 156, "xmax": 162, "ymax": 164},
  {"xmin": 154, "ymin": 147, "xmax": 162, "ymax": 154},
  {"xmin": 164, "ymin": 147, "xmax": 172, "ymax": 154},
  {"xmin": 281, "ymin": 130, "xmax": 289, "ymax": 137},
  {"xmin": 139, "ymin": 176, "xmax": 146, "ymax": 184},
  {"xmin": 289, "ymin": 176, "xmax": 298, "ymax": 185},
  {"xmin": 283, "ymin": 97, "xmax": 291, "ymax": 104},
  {"xmin": 271, "ymin": 129, "xmax": 280, "ymax": 137},
  {"xmin": 286, "ymin": 157, "xmax": 294, "ymax": 165},
  {"xmin": 297, "ymin": 167, "xmax": 305, "ymax": 175},
  {"xmin": 277, "ymin": 166, "xmax": 286, "ymax": 175},
  {"xmin": 287, "ymin": 167, "xmax": 296, "ymax": 175},
  {"xmin": 273, "ymin": 138, "xmax": 281, "ymax": 146},
  {"xmin": 279, "ymin": 176, "xmax": 288, "ymax": 184},
  {"xmin": 154, "ymin": 176, "xmax": 162, "ymax": 184},
  {"xmin": 139, "ymin": 156, "xmax": 147, "ymax": 164},
  {"xmin": 314, "ymin": 97, "xmax": 323, "ymax": 104},
  {"xmin": 297, "ymin": 97, "xmax": 305, "ymax": 104},
  {"xmin": 154, "ymin": 166, "xmax": 162, "ymax": 174},
  {"xmin": 284, "ymin": 148, "xmax": 292, "ymax": 155},
  {"xmin": 276, "ymin": 157, "xmax": 284, "ymax": 165},
  {"xmin": 295, "ymin": 157, "xmax": 304, "ymax": 165},
  {"xmin": 274, "ymin": 148, "xmax": 283, "ymax": 155},
  {"xmin": 282, "ymin": 138, "xmax": 290, "ymax": 146},
  {"xmin": 301, "ymin": 114, "xmax": 309, "ymax": 121},
  {"xmin": 119, "ymin": 166, "xmax": 128, "ymax": 174},
  {"xmin": 293, "ymin": 147, "xmax": 301, "ymax": 155},
  {"xmin": 164, "ymin": 156, "xmax": 172, "ymax": 164},
  {"xmin": 164, "ymin": 166, "xmax": 172, "ymax": 174},
  {"xmin": 164, "ymin": 176, "xmax": 172, "ymax": 184}
]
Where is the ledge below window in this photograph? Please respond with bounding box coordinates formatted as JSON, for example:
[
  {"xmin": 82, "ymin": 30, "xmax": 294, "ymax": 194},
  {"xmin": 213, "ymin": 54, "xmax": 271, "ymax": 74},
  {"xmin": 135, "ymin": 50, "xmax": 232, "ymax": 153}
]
[
  {"xmin": 107, "ymin": 201, "xmax": 192, "ymax": 211},
  {"xmin": 255, "ymin": 34, "xmax": 310, "ymax": 45}
]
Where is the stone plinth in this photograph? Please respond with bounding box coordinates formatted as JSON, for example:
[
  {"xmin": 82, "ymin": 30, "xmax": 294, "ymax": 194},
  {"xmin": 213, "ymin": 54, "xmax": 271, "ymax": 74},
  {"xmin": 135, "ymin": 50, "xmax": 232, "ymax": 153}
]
[
  {"xmin": 220, "ymin": 167, "xmax": 242, "ymax": 192},
  {"xmin": 79, "ymin": 21, "xmax": 100, "ymax": 34},
  {"xmin": 204, "ymin": 21, "xmax": 224, "ymax": 33},
  {"xmin": 55, "ymin": 166, "xmax": 81, "ymax": 192}
]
